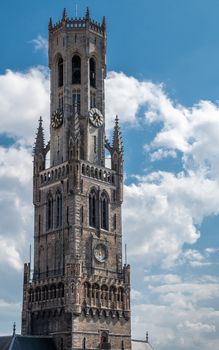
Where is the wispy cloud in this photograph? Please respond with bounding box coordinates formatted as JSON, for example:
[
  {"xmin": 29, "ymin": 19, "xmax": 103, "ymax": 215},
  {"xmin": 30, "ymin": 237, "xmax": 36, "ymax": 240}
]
[{"xmin": 31, "ymin": 35, "xmax": 48, "ymax": 55}]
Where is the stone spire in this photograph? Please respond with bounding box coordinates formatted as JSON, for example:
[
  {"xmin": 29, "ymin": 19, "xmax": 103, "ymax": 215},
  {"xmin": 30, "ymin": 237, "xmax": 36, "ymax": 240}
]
[
  {"xmin": 48, "ymin": 17, "xmax": 53, "ymax": 30},
  {"xmin": 62, "ymin": 8, "xmax": 67, "ymax": 22},
  {"xmin": 102, "ymin": 16, "xmax": 106, "ymax": 31},
  {"xmin": 85, "ymin": 7, "xmax": 90, "ymax": 20},
  {"xmin": 34, "ymin": 117, "xmax": 45, "ymax": 155},
  {"xmin": 112, "ymin": 115, "xmax": 123, "ymax": 153}
]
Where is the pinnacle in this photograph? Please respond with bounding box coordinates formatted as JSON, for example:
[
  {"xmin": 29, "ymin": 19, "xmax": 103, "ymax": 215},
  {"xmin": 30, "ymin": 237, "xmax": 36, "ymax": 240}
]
[
  {"xmin": 48, "ymin": 17, "xmax": 53, "ymax": 29},
  {"xmin": 102, "ymin": 16, "xmax": 106, "ymax": 30},
  {"xmin": 85, "ymin": 7, "xmax": 90, "ymax": 20},
  {"xmin": 113, "ymin": 115, "xmax": 123, "ymax": 152},
  {"xmin": 62, "ymin": 8, "xmax": 67, "ymax": 21},
  {"xmin": 34, "ymin": 116, "xmax": 45, "ymax": 155}
]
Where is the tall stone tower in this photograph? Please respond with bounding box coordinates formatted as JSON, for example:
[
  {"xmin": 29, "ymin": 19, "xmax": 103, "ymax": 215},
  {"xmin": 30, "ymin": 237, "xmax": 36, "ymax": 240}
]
[{"xmin": 21, "ymin": 8, "xmax": 131, "ymax": 350}]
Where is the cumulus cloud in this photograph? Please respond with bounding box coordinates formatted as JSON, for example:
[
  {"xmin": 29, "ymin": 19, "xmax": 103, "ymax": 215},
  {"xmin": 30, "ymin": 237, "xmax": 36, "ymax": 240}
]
[
  {"xmin": 0, "ymin": 146, "xmax": 32, "ymax": 271},
  {"xmin": 105, "ymin": 72, "xmax": 219, "ymax": 268},
  {"xmin": 0, "ymin": 68, "xmax": 219, "ymax": 348},
  {"xmin": 132, "ymin": 274, "xmax": 219, "ymax": 349},
  {"xmin": 0, "ymin": 67, "xmax": 50, "ymax": 145},
  {"xmin": 123, "ymin": 171, "xmax": 219, "ymax": 267}
]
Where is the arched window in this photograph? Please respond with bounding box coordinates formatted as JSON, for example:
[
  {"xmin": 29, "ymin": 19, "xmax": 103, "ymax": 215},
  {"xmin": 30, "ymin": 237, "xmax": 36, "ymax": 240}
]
[
  {"xmin": 72, "ymin": 55, "xmax": 81, "ymax": 84},
  {"xmin": 83, "ymin": 338, "xmax": 86, "ymax": 350},
  {"xmin": 56, "ymin": 190, "xmax": 62, "ymax": 227},
  {"xmin": 58, "ymin": 57, "xmax": 63, "ymax": 87},
  {"xmin": 100, "ymin": 332, "xmax": 108, "ymax": 349},
  {"xmin": 47, "ymin": 193, "xmax": 53, "ymax": 230},
  {"xmin": 89, "ymin": 188, "xmax": 98, "ymax": 228},
  {"xmin": 90, "ymin": 58, "xmax": 96, "ymax": 88},
  {"xmin": 100, "ymin": 192, "xmax": 109, "ymax": 230},
  {"xmin": 113, "ymin": 214, "xmax": 117, "ymax": 230}
]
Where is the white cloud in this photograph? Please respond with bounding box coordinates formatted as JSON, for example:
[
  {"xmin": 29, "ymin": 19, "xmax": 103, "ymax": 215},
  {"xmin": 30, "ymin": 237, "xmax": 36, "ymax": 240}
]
[
  {"xmin": 105, "ymin": 72, "xmax": 219, "ymax": 268},
  {"xmin": 0, "ymin": 67, "xmax": 50, "ymax": 145},
  {"xmin": 31, "ymin": 35, "xmax": 48, "ymax": 55},
  {"xmin": 1, "ymin": 68, "xmax": 219, "ymax": 349},
  {"xmin": 0, "ymin": 146, "xmax": 32, "ymax": 271},
  {"xmin": 123, "ymin": 171, "xmax": 219, "ymax": 267},
  {"xmin": 132, "ymin": 274, "xmax": 219, "ymax": 349},
  {"xmin": 0, "ymin": 299, "xmax": 21, "ymax": 336},
  {"xmin": 177, "ymin": 320, "xmax": 216, "ymax": 333}
]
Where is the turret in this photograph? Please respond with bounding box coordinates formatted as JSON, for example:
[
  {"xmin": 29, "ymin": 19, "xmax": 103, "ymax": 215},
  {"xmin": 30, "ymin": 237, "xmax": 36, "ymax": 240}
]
[
  {"xmin": 62, "ymin": 8, "xmax": 67, "ymax": 22},
  {"xmin": 33, "ymin": 117, "xmax": 46, "ymax": 204},
  {"xmin": 85, "ymin": 7, "xmax": 90, "ymax": 21},
  {"xmin": 112, "ymin": 115, "xmax": 123, "ymax": 174}
]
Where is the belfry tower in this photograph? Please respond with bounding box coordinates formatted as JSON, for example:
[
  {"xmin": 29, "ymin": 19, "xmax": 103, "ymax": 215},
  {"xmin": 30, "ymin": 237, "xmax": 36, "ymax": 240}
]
[{"xmin": 21, "ymin": 8, "xmax": 131, "ymax": 350}]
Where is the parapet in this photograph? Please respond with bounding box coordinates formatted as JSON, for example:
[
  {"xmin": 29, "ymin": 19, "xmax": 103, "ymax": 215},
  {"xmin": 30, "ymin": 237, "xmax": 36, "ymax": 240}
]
[{"xmin": 49, "ymin": 7, "xmax": 106, "ymax": 36}]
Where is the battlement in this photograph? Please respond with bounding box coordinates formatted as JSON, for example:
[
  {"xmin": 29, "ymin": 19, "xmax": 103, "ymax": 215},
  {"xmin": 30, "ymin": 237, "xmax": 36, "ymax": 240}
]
[{"xmin": 49, "ymin": 7, "xmax": 106, "ymax": 36}]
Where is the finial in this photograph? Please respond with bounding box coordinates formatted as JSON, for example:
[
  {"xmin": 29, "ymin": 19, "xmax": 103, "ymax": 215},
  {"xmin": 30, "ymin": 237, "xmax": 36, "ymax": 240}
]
[
  {"xmin": 102, "ymin": 16, "xmax": 106, "ymax": 31},
  {"xmin": 48, "ymin": 17, "xmax": 53, "ymax": 30},
  {"xmin": 85, "ymin": 7, "xmax": 90, "ymax": 20},
  {"xmin": 13, "ymin": 322, "xmax": 16, "ymax": 336},
  {"xmin": 62, "ymin": 8, "xmax": 67, "ymax": 22},
  {"xmin": 146, "ymin": 331, "xmax": 149, "ymax": 343}
]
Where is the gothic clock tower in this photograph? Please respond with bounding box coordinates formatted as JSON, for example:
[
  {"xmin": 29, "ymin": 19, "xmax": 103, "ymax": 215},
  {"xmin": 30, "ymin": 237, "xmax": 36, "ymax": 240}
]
[{"xmin": 21, "ymin": 8, "xmax": 131, "ymax": 350}]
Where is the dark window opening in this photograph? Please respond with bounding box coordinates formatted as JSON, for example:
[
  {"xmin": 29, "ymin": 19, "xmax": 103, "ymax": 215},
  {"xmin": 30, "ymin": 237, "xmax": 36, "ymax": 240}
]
[
  {"xmin": 58, "ymin": 57, "xmax": 63, "ymax": 87},
  {"xmin": 72, "ymin": 55, "xmax": 81, "ymax": 84},
  {"xmin": 38, "ymin": 215, "xmax": 41, "ymax": 236},
  {"xmin": 56, "ymin": 191, "xmax": 62, "ymax": 227},
  {"xmin": 89, "ymin": 189, "xmax": 98, "ymax": 228},
  {"xmin": 80, "ymin": 206, "xmax": 84, "ymax": 225},
  {"xmin": 101, "ymin": 193, "xmax": 109, "ymax": 230},
  {"xmin": 47, "ymin": 194, "xmax": 53, "ymax": 230},
  {"xmin": 90, "ymin": 58, "xmax": 96, "ymax": 88},
  {"xmin": 94, "ymin": 136, "xmax": 97, "ymax": 154},
  {"xmin": 113, "ymin": 214, "xmax": 116, "ymax": 230},
  {"xmin": 83, "ymin": 338, "xmax": 86, "ymax": 350}
]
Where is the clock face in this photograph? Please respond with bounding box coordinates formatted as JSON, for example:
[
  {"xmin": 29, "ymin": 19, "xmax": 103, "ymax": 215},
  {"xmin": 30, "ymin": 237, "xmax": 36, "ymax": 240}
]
[
  {"xmin": 51, "ymin": 110, "xmax": 63, "ymax": 129},
  {"xmin": 89, "ymin": 108, "xmax": 104, "ymax": 127},
  {"xmin": 94, "ymin": 243, "xmax": 107, "ymax": 263}
]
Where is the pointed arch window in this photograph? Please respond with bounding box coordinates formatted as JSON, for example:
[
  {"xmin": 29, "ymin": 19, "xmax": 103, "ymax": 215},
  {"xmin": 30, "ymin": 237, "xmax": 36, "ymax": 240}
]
[
  {"xmin": 47, "ymin": 193, "xmax": 53, "ymax": 230},
  {"xmin": 90, "ymin": 58, "xmax": 96, "ymax": 88},
  {"xmin": 58, "ymin": 57, "xmax": 64, "ymax": 87},
  {"xmin": 100, "ymin": 192, "xmax": 109, "ymax": 231},
  {"xmin": 56, "ymin": 190, "xmax": 62, "ymax": 227},
  {"xmin": 89, "ymin": 188, "xmax": 98, "ymax": 228},
  {"xmin": 72, "ymin": 55, "xmax": 81, "ymax": 84}
]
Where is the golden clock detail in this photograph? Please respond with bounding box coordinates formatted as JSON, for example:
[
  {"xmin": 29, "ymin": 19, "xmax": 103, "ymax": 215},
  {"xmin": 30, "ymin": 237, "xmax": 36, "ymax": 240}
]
[
  {"xmin": 89, "ymin": 108, "xmax": 104, "ymax": 127},
  {"xmin": 51, "ymin": 110, "xmax": 63, "ymax": 129}
]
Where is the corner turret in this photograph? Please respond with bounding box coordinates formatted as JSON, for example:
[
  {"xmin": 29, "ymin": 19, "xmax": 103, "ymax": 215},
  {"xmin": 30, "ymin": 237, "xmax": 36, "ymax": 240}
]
[
  {"xmin": 33, "ymin": 117, "xmax": 46, "ymax": 204},
  {"xmin": 112, "ymin": 115, "xmax": 123, "ymax": 174},
  {"xmin": 33, "ymin": 116, "xmax": 45, "ymax": 156}
]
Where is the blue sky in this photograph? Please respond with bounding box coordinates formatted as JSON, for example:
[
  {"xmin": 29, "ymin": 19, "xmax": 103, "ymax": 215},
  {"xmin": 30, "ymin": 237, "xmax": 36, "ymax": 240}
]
[{"xmin": 1, "ymin": 1, "xmax": 219, "ymax": 349}]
